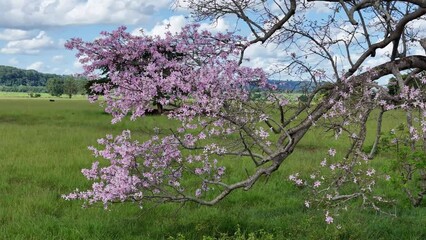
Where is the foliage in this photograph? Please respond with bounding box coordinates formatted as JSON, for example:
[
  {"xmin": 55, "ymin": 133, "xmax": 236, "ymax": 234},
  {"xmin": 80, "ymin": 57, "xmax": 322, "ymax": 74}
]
[
  {"xmin": 380, "ymin": 124, "xmax": 426, "ymax": 207},
  {"xmin": 45, "ymin": 77, "xmax": 86, "ymax": 97},
  {"xmin": 387, "ymin": 77, "xmax": 400, "ymax": 96},
  {"xmin": 63, "ymin": 77, "xmax": 79, "ymax": 98},
  {"xmin": 0, "ymin": 65, "xmax": 59, "ymax": 87},
  {"xmin": 0, "ymin": 65, "xmax": 88, "ymax": 95},
  {"xmin": 28, "ymin": 92, "xmax": 42, "ymax": 98},
  {"xmin": 46, "ymin": 78, "xmax": 64, "ymax": 97},
  {"xmin": 388, "ymin": 72, "xmax": 426, "ymax": 96}
]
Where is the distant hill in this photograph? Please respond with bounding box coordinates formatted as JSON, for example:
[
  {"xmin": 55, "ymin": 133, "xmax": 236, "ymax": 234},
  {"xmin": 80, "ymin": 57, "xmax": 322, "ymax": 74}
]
[
  {"xmin": 250, "ymin": 80, "xmax": 317, "ymax": 92},
  {"xmin": 0, "ymin": 65, "xmax": 66, "ymax": 87},
  {"xmin": 267, "ymin": 80, "xmax": 317, "ymax": 92}
]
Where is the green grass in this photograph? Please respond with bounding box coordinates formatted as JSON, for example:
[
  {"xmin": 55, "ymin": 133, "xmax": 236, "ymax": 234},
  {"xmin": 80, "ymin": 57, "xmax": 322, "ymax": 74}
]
[
  {"xmin": 0, "ymin": 91, "xmax": 88, "ymax": 100},
  {"xmin": 0, "ymin": 96, "xmax": 425, "ymax": 239}
]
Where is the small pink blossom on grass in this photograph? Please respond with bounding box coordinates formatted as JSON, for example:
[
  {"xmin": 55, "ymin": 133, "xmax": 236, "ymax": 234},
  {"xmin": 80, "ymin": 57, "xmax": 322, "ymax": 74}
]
[
  {"xmin": 198, "ymin": 132, "xmax": 206, "ymax": 140},
  {"xmin": 194, "ymin": 168, "xmax": 203, "ymax": 175},
  {"xmin": 295, "ymin": 179, "xmax": 303, "ymax": 186},
  {"xmin": 195, "ymin": 189, "xmax": 202, "ymax": 197},
  {"xmin": 259, "ymin": 114, "xmax": 268, "ymax": 121},
  {"xmin": 304, "ymin": 200, "xmax": 310, "ymax": 208},
  {"xmin": 289, "ymin": 173, "xmax": 299, "ymax": 181},
  {"xmin": 313, "ymin": 180, "xmax": 321, "ymax": 188},
  {"xmin": 325, "ymin": 211, "xmax": 334, "ymax": 224},
  {"xmin": 328, "ymin": 148, "xmax": 336, "ymax": 157},
  {"xmin": 366, "ymin": 168, "xmax": 376, "ymax": 176}
]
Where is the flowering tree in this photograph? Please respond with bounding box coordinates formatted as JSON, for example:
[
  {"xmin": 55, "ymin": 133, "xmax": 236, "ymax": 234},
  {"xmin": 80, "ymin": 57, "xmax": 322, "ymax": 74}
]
[{"xmin": 65, "ymin": 0, "xmax": 426, "ymax": 223}]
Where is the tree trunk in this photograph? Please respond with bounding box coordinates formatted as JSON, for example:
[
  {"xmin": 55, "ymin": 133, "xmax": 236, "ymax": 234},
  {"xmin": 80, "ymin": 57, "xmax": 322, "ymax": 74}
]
[{"xmin": 156, "ymin": 102, "xmax": 163, "ymax": 114}]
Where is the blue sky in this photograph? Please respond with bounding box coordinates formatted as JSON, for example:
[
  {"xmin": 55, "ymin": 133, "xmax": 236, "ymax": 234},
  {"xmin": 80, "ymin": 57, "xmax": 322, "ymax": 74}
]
[{"xmin": 0, "ymin": 0, "xmax": 189, "ymax": 74}]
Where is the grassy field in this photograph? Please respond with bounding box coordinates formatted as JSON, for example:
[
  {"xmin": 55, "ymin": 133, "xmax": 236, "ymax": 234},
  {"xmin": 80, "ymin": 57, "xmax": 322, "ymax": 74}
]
[
  {"xmin": 0, "ymin": 92, "xmax": 88, "ymax": 100},
  {"xmin": 0, "ymin": 94, "xmax": 425, "ymax": 239}
]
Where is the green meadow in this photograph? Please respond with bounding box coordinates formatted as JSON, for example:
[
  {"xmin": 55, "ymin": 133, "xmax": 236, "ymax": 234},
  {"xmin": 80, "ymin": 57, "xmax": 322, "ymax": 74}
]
[{"xmin": 0, "ymin": 95, "xmax": 425, "ymax": 239}]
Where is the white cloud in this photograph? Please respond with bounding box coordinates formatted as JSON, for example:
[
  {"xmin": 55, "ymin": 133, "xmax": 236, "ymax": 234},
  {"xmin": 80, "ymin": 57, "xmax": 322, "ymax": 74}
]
[
  {"xmin": 0, "ymin": 29, "xmax": 36, "ymax": 41},
  {"xmin": 201, "ymin": 18, "xmax": 230, "ymax": 32},
  {"xmin": 243, "ymin": 42, "xmax": 292, "ymax": 75},
  {"xmin": 133, "ymin": 15, "xmax": 187, "ymax": 37},
  {"xmin": 332, "ymin": 25, "xmax": 364, "ymax": 42},
  {"xmin": 0, "ymin": 0, "xmax": 170, "ymax": 28},
  {"xmin": 409, "ymin": 18, "xmax": 426, "ymax": 34},
  {"xmin": 0, "ymin": 31, "xmax": 54, "ymax": 54},
  {"xmin": 73, "ymin": 59, "xmax": 83, "ymax": 70},
  {"xmin": 132, "ymin": 15, "xmax": 231, "ymax": 37},
  {"xmin": 305, "ymin": 0, "xmax": 333, "ymax": 14},
  {"xmin": 27, "ymin": 61, "xmax": 44, "ymax": 71},
  {"xmin": 172, "ymin": 0, "xmax": 189, "ymax": 12}
]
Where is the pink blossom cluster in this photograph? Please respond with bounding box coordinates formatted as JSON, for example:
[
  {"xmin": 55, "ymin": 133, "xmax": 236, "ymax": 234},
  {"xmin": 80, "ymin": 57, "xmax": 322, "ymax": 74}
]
[
  {"xmin": 65, "ymin": 25, "xmax": 267, "ymax": 123},
  {"xmin": 63, "ymin": 129, "xmax": 229, "ymax": 207},
  {"xmin": 64, "ymin": 131, "xmax": 179, "ymax": 207}
]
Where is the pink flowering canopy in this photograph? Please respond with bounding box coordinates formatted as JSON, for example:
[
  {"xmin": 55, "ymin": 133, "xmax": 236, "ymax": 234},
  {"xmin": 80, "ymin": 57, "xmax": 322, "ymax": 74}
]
[{"xmin": 65, "ymin": 25, "xmax": 267, "ymax": 123}]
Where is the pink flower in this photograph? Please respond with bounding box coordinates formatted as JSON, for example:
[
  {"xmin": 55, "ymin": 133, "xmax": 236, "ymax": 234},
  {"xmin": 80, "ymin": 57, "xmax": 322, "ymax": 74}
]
[
  {"xmin": 217, "ymin": 167, "xmax": 225, "ymax": 176},
  {"xmin": 198, "ymin": 132, "xmax": 206, "ymax": 140},
  {"xmin": 289, "ymin": 173, "xmax": 299, "ymax": 181},
  {"xmin": 194, "ymin": 168, "xmax": 203, "ymax": 175},
  {"xmin": 325, "ymin": 211, "xmax": 334, "ymax": 224},
  {"xmin": 279, "ymin": 98, "xmax": 289, "ymax": 106},
  {"xmin": 195, "ymin": 189, "xmax": 202, "ymax": 197},
  {"xmin": 328, "ymin": 148, "xmax": 336, "ymax": 157},
  {"xmin": 313, "ymin": 181, "xmax": 321, "ymax": 188},
  {"xmin": 366, "ymin": 168, "xmax": 376, "ymax": 176},
  {"xmin": 325, "ymin": 216, "xmax": 333, "ymax": 224},
  {"xmin": 259, "ymin": 114, "xmax": 268, "ymax": 121},
  {"xmin": 304, "ymin": 200, "xmax": 310, "ymax": 208}
]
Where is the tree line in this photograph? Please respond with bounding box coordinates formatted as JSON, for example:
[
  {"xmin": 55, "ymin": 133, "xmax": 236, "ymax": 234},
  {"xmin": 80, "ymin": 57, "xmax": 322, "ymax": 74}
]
[
  {"xmin": 0, "ymin": 65, "xmax": 87, "ymax": 98},
  {"xmin": 45, "ymin": 77, "xmax": 87, "ymax": 98},
  {"xmin": 0, "ymin": 65, "xmax": 58, "ymax": 86}
]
